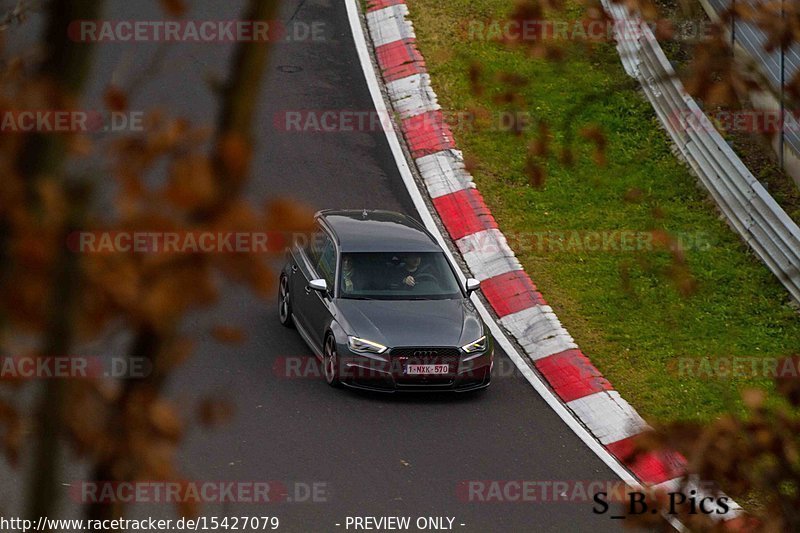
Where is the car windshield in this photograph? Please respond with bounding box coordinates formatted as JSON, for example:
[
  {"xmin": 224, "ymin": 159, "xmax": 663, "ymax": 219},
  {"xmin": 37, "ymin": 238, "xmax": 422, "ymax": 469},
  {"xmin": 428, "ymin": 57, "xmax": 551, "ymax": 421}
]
[{"xmin": 339, "ymin": 252, "xmax": 463, "ymax": 300}]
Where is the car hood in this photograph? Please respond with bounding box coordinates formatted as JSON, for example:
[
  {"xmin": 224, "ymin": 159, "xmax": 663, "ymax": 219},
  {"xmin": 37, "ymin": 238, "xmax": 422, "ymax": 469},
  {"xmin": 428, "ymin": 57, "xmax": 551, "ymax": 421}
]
[{"xmin": 336, "ymin": 298, "xmax": 483, "ymax": 349}]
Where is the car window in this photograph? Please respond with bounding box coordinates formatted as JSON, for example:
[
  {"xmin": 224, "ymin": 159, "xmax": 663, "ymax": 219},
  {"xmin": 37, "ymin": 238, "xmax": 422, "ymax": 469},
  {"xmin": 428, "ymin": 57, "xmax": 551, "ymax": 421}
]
[
  {"xmin": 339, "ymin": 252, "xmax": 462, "ymax": 300},
  {"xmin": 316, "ymin": 239, "xmax": 336, "ymax": 286},
  {"xmin": 306, "ymin": 228, "xmax": 327, "ymax": 264}
]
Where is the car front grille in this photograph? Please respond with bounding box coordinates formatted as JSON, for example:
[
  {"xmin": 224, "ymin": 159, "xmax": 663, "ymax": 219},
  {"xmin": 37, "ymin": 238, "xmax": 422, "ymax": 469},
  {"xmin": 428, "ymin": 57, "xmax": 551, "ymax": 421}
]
[
  {"xmin": 390, "ymin": 347, "xmax": 461, "ymax": 359},
  {"xmin": 390, "ymin": 347, "xmax": 460, "ymax": 385}
]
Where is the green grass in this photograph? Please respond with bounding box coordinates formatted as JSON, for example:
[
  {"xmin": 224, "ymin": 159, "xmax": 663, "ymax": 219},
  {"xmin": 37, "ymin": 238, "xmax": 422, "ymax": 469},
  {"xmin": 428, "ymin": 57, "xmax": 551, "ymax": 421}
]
[{"xmin": 405, "ymin": 0, "xmax": 800, "ymax": 422}]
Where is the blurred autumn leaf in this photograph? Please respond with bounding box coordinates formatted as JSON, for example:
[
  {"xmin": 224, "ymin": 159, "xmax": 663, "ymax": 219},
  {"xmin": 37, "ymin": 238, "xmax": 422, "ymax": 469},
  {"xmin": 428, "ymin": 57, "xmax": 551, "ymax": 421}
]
[
  {"xmin": 198, "ymin": 397, "xmax": 235, "ymax": 428},
  {"xmin": 624, "ymin": 378, "xmax": 800, "ymax": 531},
  {"xmin": 160, "ymin": 0, "xmax": 188, "ymax": 18},
  {"xmin": 210, "ymin": 325, "xmax": 246, "ymax": 344}
]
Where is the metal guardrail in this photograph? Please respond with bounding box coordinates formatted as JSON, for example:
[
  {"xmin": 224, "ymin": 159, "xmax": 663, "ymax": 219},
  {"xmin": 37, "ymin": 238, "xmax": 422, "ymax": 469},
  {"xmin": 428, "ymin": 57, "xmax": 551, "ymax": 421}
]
[
  {"xmin": 700, "ymin": 0, "xmax": 800, "ymax": 185},
  {"xmin": 602, "ymin": 0, "xmax": 800, "ymax": 303}
]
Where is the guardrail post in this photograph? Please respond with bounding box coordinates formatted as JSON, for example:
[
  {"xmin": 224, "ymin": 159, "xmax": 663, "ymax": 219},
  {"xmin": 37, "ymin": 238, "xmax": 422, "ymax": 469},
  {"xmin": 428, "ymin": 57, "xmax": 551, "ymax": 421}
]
[{"xmin": 780, "ymin": 0, "xmax": 786, "ymax": 170}]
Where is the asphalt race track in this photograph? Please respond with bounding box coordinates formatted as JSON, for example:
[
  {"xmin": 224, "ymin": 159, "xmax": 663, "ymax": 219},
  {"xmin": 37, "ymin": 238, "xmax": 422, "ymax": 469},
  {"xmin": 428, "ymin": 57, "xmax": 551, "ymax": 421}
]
[{"xmin": 5, "ymin": 1, "xmax": 643, "ymax": 531}]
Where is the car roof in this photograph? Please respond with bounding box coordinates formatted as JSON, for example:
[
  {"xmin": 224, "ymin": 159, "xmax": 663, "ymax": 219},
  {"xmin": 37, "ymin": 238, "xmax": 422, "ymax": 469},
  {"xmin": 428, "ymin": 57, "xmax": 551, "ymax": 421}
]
[{"xmin": 317, "ymin": 210, "xmax": 442, "ymax": 253}]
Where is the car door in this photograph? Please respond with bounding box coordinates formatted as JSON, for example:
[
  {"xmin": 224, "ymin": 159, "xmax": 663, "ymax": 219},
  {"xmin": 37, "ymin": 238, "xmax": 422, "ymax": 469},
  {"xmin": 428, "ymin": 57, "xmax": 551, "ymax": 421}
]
[
  {"xmin": 305, "ymin": 236, "xmax": 337, "ymax": 348},
  {"xmin": 290, "ymin": 228, "xmax": 336, "ymax": 352},
  {"xmin": 289, "ymin": 231, "xmax": 319, "ymax": 338}
]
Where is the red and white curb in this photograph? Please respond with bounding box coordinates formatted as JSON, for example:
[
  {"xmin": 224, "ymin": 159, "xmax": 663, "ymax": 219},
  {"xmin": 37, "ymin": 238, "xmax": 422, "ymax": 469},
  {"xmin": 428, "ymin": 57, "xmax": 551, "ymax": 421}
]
[{"xmin": 353, "ymin": 0, "xmax": 748, "ymax": 528}]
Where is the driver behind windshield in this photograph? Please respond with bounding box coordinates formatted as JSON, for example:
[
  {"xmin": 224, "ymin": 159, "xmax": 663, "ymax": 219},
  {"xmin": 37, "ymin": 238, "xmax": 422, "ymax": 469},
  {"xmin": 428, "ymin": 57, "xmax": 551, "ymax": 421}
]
[{"xmin": 393, "ymin": 253, "xmax": 435, "ymax": 289}]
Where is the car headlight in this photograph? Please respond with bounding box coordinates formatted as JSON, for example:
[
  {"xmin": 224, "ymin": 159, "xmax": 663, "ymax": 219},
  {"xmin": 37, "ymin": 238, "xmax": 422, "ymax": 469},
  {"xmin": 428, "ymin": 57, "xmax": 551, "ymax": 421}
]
[
  {"xmin": 461, "ymin": 335, "xmax": 487, "ymax": 354},
  {"xmin": 347, "ymin": 336, "xmax": 388, "ymax": 355}
]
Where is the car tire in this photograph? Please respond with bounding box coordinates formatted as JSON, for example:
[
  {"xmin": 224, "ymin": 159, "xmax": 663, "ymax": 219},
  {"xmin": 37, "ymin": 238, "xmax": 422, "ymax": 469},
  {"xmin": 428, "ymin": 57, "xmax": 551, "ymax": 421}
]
[
  {"xmin": 278, "ymin": 274, "xmax": 294, "ymax": 328},
  {"xmin": 323, "ymin": 334, "xmax": 342, "ymax": 388}
]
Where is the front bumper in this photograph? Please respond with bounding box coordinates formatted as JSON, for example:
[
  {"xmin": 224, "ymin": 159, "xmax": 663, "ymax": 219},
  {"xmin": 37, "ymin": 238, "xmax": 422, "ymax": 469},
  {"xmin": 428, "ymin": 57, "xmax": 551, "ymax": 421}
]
[{"xmin": 336, "ymin": 343, "xmax": 493, "ymax": 392}]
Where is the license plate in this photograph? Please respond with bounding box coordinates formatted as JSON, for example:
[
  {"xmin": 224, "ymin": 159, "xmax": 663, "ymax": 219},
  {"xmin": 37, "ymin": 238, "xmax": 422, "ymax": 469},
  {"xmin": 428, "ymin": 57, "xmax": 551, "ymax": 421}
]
[{"xmin": 406, "ymin": 364, "xmax": 449, "ymax": 375}]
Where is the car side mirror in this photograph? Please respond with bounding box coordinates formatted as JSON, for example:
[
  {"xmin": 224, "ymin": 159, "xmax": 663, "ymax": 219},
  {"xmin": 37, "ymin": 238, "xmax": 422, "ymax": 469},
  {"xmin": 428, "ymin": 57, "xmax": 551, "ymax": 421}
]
[
  {"xmin": 308, "ymin": 279, "xmax": 328, "ymax": 293},
  {"xmin": 465, "ymin": 278, "xmax": 481, "ymax": 295}
]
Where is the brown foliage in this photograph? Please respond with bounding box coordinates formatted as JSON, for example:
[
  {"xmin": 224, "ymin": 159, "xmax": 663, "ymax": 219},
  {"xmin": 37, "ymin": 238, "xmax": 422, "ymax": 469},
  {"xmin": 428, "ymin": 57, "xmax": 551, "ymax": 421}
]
[
  {"xmin": 0, "ymin": 0, "xmax": 308, "ymax": 522},
  {"xmin": 625, "ymin": 380, "xmax": 800, "ymax": 530},
  {"xmin": 210, "ymin": 325, "xmax": 246, "ymax": 344}
]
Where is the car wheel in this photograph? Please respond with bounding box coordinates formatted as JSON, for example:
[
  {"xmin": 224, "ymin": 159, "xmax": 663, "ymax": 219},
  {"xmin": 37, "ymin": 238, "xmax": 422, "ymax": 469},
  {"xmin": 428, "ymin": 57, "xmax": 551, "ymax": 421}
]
[
  {"xmin": 278, "ymin": 274, "xmax": 294, "ymax": 328},
  {"xmin": 323, "ymin": 334, "xmax": 342, "ymax": 388}
]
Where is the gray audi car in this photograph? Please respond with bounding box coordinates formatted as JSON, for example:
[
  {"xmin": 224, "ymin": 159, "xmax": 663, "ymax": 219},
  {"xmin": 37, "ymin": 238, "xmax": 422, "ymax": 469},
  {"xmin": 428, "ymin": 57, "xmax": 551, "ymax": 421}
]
[{"xmin": 278, "ymin": 209, "xmax": 493, "ymax": 392}]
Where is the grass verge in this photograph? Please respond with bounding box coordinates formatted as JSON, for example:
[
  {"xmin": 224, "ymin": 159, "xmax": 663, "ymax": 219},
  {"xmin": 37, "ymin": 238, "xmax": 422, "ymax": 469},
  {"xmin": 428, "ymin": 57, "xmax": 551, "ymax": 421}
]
[{"xmin": 405, "ymin": 0, "xmax": 800, "ymax": 422}]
